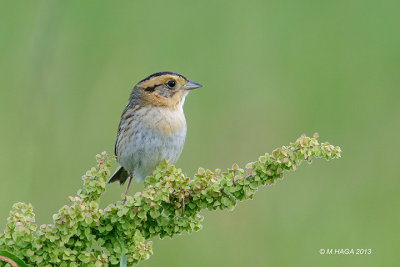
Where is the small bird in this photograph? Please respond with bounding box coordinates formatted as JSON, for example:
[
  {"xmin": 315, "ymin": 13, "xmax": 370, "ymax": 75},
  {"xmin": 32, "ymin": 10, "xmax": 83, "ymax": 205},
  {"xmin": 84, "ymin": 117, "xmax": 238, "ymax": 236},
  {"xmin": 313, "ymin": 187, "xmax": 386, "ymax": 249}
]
[{"xmin": 107, "ymin": 71, "xmax": 203, "ymax": 197}]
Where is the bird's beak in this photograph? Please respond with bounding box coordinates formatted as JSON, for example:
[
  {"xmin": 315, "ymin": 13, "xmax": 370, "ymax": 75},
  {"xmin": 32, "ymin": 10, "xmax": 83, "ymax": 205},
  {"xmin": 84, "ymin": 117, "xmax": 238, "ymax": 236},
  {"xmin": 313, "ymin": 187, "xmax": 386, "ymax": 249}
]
[{"xmin": 184, "ymin": 80, "xmax": 203, "ymax": 90}]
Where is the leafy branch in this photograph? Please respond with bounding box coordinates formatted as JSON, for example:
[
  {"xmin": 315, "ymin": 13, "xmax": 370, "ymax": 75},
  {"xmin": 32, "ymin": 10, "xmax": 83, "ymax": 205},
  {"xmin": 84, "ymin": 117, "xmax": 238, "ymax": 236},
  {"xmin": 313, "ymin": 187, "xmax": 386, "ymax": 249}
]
[{"xmin": 0, "ymin": 134, "xmax": 341, "ymax": 266}]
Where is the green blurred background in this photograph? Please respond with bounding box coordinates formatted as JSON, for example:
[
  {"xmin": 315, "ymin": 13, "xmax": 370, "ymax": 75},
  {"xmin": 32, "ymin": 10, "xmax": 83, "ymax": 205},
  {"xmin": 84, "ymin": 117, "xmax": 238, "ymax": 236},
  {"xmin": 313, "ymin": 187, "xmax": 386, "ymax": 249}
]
[{"xmin": 1, "ymin": 0, "xmax": 399, "ymax": 266}]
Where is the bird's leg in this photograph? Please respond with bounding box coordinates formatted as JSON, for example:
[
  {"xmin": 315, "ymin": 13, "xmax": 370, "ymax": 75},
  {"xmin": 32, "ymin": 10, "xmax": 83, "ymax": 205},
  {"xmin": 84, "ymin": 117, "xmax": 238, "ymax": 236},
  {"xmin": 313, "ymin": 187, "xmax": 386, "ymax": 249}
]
[{"xmin": 122, "ymin": 175, "xmax": 133, "ymax": 204}]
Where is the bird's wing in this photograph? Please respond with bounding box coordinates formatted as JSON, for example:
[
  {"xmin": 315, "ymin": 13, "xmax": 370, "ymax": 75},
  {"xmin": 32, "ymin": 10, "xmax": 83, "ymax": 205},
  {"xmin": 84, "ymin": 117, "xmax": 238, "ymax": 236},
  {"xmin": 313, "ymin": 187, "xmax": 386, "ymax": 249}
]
[{"xmin": 114, "ymin": 103, "xmax": 131, "ymax": 157}]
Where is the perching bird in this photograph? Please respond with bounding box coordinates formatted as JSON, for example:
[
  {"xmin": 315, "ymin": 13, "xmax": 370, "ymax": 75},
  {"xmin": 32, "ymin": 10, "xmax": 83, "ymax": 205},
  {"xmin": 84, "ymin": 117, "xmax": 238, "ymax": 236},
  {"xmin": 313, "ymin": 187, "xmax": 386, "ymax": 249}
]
[{"xmin": 107, "ymin": 71, "xmax": 203, "ymax": 197}]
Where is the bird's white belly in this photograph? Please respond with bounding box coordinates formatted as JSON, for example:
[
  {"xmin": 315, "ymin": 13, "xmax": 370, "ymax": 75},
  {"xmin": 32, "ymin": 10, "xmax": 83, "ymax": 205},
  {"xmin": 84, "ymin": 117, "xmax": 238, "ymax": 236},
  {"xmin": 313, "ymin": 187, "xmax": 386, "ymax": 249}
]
[{"xmin": 117, "ymin": 119, "xmax": 186, "ymax": 182}]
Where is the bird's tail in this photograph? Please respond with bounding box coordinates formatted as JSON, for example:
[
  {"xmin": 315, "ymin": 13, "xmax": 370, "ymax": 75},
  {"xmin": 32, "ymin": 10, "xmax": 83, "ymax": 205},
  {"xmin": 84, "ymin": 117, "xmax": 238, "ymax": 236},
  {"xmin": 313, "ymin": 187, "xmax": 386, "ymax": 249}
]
[{"xmin": 107, "ymin": 166, "xmax": 129, "ymax": 185}]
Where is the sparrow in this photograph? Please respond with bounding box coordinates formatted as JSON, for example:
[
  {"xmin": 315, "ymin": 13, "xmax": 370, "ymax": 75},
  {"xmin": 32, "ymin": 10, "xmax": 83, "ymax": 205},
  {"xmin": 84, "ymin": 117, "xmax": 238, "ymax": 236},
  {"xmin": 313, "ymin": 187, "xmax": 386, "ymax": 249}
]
[{"xmin": 107, "ymin": 71, "xmax": 203, "ymax": 197}]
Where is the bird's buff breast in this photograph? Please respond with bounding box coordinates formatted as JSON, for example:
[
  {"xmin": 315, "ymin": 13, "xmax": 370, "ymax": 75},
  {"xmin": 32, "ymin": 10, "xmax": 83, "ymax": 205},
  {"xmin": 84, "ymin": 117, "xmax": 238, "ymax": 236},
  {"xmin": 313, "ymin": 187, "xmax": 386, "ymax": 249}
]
[{"xmin": 116, "ymin": 106, "xmax": 187, "ymax": 182}]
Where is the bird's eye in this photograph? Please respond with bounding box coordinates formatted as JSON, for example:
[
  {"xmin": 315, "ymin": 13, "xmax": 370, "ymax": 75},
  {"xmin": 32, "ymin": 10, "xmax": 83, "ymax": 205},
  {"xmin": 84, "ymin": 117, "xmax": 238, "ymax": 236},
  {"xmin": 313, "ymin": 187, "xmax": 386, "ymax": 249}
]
[{"xmin": 167, "ymin": 80, "xmax": 176, "ymax": 88}]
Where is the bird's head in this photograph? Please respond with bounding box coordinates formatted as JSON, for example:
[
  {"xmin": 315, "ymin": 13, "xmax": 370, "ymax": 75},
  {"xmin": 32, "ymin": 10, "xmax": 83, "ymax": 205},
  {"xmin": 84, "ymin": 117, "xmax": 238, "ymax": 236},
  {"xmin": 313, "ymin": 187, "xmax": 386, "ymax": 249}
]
[{"xmin": 130, "ymin": 71, "xmax": 203, "ymax": 108}]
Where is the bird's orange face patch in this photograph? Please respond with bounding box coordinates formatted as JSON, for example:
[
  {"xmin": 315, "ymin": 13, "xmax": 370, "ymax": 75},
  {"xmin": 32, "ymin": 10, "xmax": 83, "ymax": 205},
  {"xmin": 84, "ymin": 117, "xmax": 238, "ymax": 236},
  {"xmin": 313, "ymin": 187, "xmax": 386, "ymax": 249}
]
[
  {"xmin": 139, "ymin": 74, "xmax": 189, "ymax": 108},
  {"xmin": 142, "ymin": 89, "xmax": 187, "ymax": 108}
]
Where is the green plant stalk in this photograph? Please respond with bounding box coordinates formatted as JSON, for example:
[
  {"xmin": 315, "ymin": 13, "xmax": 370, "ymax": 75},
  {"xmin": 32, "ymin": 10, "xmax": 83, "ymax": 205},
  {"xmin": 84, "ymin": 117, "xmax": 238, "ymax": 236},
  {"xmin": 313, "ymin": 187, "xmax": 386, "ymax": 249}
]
[{"xmin": 0, "ymin": 133, "xmax": 341, "ymax": 266}]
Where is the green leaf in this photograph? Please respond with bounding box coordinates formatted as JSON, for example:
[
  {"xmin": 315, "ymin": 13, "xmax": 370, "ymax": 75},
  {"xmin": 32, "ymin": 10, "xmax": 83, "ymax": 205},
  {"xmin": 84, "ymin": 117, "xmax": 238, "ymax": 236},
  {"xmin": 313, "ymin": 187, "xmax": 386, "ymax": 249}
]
[
  {"xmin": 0, "ymin": 250, "xmax": 30, "ymax": 267},
  {"xmin": 0, "ymin": 137, "xmax": 341, "ymax": 266},
  {"xmin": 116, "ymin": 236, "xmax": 127, "ymax": 267}
]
